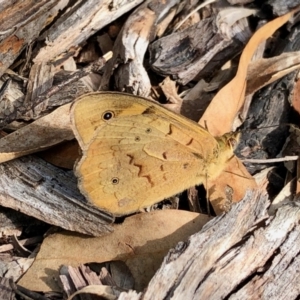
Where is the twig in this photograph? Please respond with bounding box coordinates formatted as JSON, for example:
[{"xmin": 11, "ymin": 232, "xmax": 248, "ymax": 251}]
[
  {"xmin": 9, "ymin": 278, "xmax": 50, "ymax": 300},
  {"xmin": 241, "ymin": 155, "xmax": 299, "ymax": 163},
  {"xmin": 173, "ymin": 0, "xmax": 216, "ymax": 32}
]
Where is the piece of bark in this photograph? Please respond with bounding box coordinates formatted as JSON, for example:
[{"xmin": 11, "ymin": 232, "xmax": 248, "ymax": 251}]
[
  {"xmin": 119, "ymin": 189, "xmax": 300, "ymax": 299},
  {"xmin": 22, "ymin": 61, "xmax": 95, "ymax": 120},
  {"xmin": 187, "ymin": 186, "xmax": 201, "ymax": 213},
  {"xmin": 265, "ymin": 0, "xmax": 300, "ymax": 16},
  {"xmin": 60, "ymin": 265, "xmax": 128, "ymax": 300},
  {"xmin": 34, "ymin": 0, "xmax": 144, "ymax": 64},
  {"xmin": 47, "ymin": 72, "xmax": 102, "ymax": 108},
  {"xmin": 229, "ymin": 214, "xmax": 300, "ymax": 299},
  {"xmin": 170, "ymin": 0, "xmax": 213, "ymax": 33},
  {"xmin": 227, "ymin": 0, "xmax": 254, "ymax": 4},
  {"xmin": 0, "ymin": 254, "xmax": 12, "ymax": 276},
  {"xmin": 13, "ymin": 283, "xmax": 49, "ymax": 300},
  {"xmin": 149, "ymin": 16, "xmax": 250, "ymax": 85},
  {"xmin": 0, "ymin": 76, "xmax": 25, "ymax": 127},
  {"xmin": 0, "ymin": 156, "xmax": 114, "ymax": 236},
  {"xmin": 31, "ymin": 54, "xmax": 108, "ymax": 111},
  {"xmin": 100, "ymin": 0, "xmax": 184, "ymax": 96},
  {"xmin": 0, "ymin": 54, "xmax": 107, "ymax": 128},
  {"xmin": 0, "ymin": 277, "xmax": 14, "ymax": 300},
  {"xmin": 237, "ymin": 22, "xmax": 300, "ymax": 174},
  {"xmin": 0, "ymin": 0, "xmax": 65, "ymax": 78},
  {"xmin": 0, "ymin": 207, "xmax": 40, "ymax": 238},
  {"xmin": 0, "ymin": 236, "xmax": 43, "ymax": 255},
  {"xmin": 237, "ymin": 80, "xmax": 291, "ymax": 174},
  {"xmin": 60, "ymin": 265, "xmax": 105, "ymax": 300},
  {"xmin": 23, "ymin": 62, "xmax": 55, "ymax": 119},
  {"xmin": 0, "ymin": 254, "xmax": 35, "ymax": 284},
  {"xmin": 159, "ymin": 76, "xmax": 183, "ymax": 113}
]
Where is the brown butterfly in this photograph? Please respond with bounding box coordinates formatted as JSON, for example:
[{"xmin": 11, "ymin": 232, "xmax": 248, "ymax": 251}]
[{"xmin": 71, "ymin": 92, "xmax": 239, "ymax": 216}]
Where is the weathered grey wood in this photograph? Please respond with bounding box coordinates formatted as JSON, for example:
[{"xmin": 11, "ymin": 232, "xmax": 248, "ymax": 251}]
[
  {"xmin": 237, "ymin": 22, "xmax": 300, "ymax": 174},
  {"xmin": 266, "ymin": 0, "xmax": 300, "ymax": 15},
  {"xmin": 119, "ymin": 290, "xmax": 141, "ymax": 300},
  {"xmin": 59, "ymin": 265, "xmax": 127, "ymax": 298},
  {"xmin": 0, "ymin": 207, "xmax": 39, "ymax": 238},
  {"xmin": 149, "ymin": 16, "xmax": 250, "ymax": 85},
  {"xmin": 22, "ymin": 62, "xmax": 100, "ymax": 120},
  {"xmin": 227, "ymin": 0, "xmax": 254, "ymax": 4},
  {"xmin": 118, "ymin": 191, "xmax": 300, "ymax": 299},
  {"xmin": 23, "ymin": 62, "xmax": 55, "ymax": 120},
  {"xmin": 46, "ymin": 71, "xmax": 101, "ymax": 108},
  {"xmin": 0, "ymin": 277, "xmax": 14, "ymax": 300},
  {"xmin": 0, "ymin": 76, "xmax": 25, "ymax": 127},
  {"xmin": 229, "ymin": 206, "xmax": 300, "ymax": 299},
  {"xmin": 141, "ymin": 189, "xmax": 269, "ymax": 300},
  {"xmin": 0, "ymin": 0, "xmax": 64, "ymax": 77},
  {"xmin": 34, "ymin": 0, "xmax": 144, "ymax": 64},
  {"xmin": 0, "ymin": 59, "xmax": 103, "ymax": 128},
  {"xmin": 0, "ymin": 0, "xmax": 144, "ymax": 121},
  {"xmin": 0, "ymin": 156, "xmax": 114, "ymax": 236},
  {"xmin": 100, "ymin": 0, "xmax": 184, "ymax": 96}
]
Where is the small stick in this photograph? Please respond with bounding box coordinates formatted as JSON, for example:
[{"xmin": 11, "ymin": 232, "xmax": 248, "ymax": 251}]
[
  {"xmin": 9, "ymin": 278, "xmax": 49, "ymax": 300},
  {"xmin": 241, "ymin": 155, "xmax": 298, "ymax": 163}
]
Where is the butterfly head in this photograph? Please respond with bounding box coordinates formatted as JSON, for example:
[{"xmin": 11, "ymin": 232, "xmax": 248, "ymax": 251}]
[
  {"xmin": 219, "ymin": 131, "xmax": 241, "ymax": 152},
  {"xmin": 214, "ymin": 131, "xmax": 241, "ymax": 163},
  {"xmin": 222, "ymin": 131, "xmax": 241, "ymax": 151}
]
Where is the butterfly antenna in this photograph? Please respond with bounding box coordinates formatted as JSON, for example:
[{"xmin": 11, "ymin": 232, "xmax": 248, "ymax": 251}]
[
  {"xmin": 204, "ymin": 120, "xmax": 209, "ymax": 131},
  {"xmin": 223, "ymin": 170, "xmax": 253, "ymax": 179}
]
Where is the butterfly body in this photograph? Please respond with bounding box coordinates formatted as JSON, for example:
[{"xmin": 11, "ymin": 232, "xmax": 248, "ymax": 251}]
[{"xmin": 71, "ymin": 92, "xmax": 237, "ymax": 216}]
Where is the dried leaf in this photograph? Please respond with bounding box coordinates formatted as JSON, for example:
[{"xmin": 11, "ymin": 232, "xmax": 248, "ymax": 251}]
[
  {"xmin": 0, "ymin": 103, "xmax": 73, "ymax": 163},
  {"xmin": 200, "ymin": 11, "xmax": 299, "ymax": 212},
  {"xmin": 291, "ymin": 77, "xmax": 300, "ymax": 114},
  {"xmin": 160, "ymin": 77, "xmax": 182, "ymax": 113},
  {"xmin": 207, "ymin": 156, "xmax": 256, "ymax": 214},
  {"xmin": 18, "ymin": 210, "xmax": 210, "ymax": 292},
  {"xmin": 200, "ymin": 9, "xmax": 299, "ymax": 136},
  {"xmin": 247, "ymin": 51, "xmax": 300, "ymax": 95}
]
